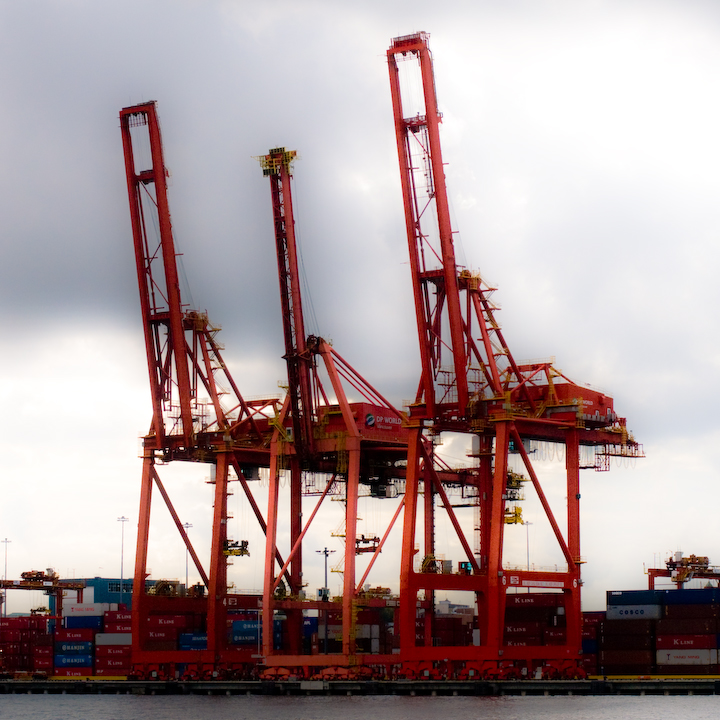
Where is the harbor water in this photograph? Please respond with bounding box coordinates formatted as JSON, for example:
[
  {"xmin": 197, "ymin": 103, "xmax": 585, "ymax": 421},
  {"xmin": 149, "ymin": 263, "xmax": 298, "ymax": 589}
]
[{"xmin": 1, "ymin": 694, "xmax": 720, "ymax": 720}]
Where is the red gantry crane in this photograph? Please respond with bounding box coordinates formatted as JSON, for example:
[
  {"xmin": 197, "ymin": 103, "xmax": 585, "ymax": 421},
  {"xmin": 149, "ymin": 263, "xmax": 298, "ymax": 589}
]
[
  {"xmin": 387, "ymin": 33, "xmax": 643, "ymax": 679},
  {"xmin": 120, "ymin": 102, "xmax": 285, "ymax": 679},
  {"xmin": 256, "ymin": 148, "xmax": 410, "ymax": 675}
]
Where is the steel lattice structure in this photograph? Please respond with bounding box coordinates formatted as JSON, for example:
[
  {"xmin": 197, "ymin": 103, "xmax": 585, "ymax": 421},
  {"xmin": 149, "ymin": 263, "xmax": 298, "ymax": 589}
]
[
  {"xmin": 120, "ymin": 102, "xmax": 284, "ymax": 678},
  {"xmin": 387, "ymin": 32, "xmax": 642, "ymax": 676},
  {"xmin": 118, "ymin": 34, "xmax": 643, "ymax": 679}
]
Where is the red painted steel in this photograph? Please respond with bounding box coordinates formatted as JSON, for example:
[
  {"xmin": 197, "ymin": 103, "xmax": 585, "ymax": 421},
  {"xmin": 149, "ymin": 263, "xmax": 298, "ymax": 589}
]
[
  {"xmin": 120, "ymin": 102, "xmax": 285, "ymax": 677},
  {"xmin": 257, "ymin": 148, "xmax": 409, "ymax": 668},
  {"xmin": 387, "ymin": 32, "xmax": 643, "ymax": 676},
  {"xmin": 113, "ymin": 33, "xmax": 643, "ymax": 680}
]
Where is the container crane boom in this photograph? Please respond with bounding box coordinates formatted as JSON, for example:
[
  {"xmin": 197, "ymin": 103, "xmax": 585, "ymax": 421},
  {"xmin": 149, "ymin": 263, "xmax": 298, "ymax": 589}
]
[
  {"xmin": 257, "ymin": 148, "xmax": 315, "ymax": 461},
  {"xmin": 387, "ymin": 32, "xmax": 643, "ymax": 676}
]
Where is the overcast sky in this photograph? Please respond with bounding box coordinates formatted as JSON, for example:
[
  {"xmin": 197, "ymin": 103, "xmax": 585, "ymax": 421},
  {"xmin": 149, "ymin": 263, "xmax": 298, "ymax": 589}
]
[{"xmin": 1, "ymin": 0, "xmax": 719, "ymax": 614}]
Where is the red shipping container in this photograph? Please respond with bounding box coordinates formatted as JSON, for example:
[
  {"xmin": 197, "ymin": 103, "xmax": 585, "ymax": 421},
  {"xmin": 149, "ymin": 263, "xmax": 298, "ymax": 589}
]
[
  {"xmin": 506, "ymin": 593, "xmax": 563, "ymax": 607},
  {"xmin": 95, "ymin": 656, "xmax": 131, "ymax": 669},
  {"xmin": 601, "ymin": 619, "xmax": 655, "ymax": 636},
  {"xmin": 505, "ymin": 622, "xmax": 544, "ymax": 635},
  {"xmin": 94, "ymin": 667, "xmax": 130, "ymax": 676},
  {"xmin": 657, "ymin": 618, "xmax": 717, "ymax": 635},
  {"xmin": 600, "ymin": 650, "xmax": 654, "ymax": 665},
  {"xmin": 601, "ymin": 635, "xmax": 653, "ymax": 651},
  {"xmin": 53, "ymin": 667, "xmax": 93, "ymax": 677},
  {"xmin": 104, "ymin": 611, "xmax": 132, "ymax": 623},
  {"xmin": 656, "ymin": 634, "xmax": 717, "ymax": 650},
  {"xmin": 582, "ymin": 612, "xmax": 606, "ymax": 626},
  {"xmin": 33, "ymin": 646, "xmax": 53, "ymax": 657},
  {"xmin": 0, "ymin": 616, "xmax": 42, "ymax": 630},
  {"xmin": 143, "ymin": 641, "xmax": 177, "ymax": 652},
  {"xmin": 146, "ymin": 628, "xmax": 178, "ymax": 641},
  {"xmin": 31, "ymin": 633, "xmax": 53, "ymax": 647},
  {"xmin": 104, "ymin": 622, "xmax": 132, "ymax": 633},
  {"xmin": 32, "ymin": 657, "xmax": 53, "ymax": 670},
  {"xmin": 54, "ymin": 628, "xmax": 95, "ymax": 642},
  {"xmin": 504, "ymin": 637, "xmax": 542, "ymax": 646},
  {"xmin": 504, "ymin": 607, "xmax": 554, "ymax": 624},
  {"xmin": 2, "ymin": 643, "xmax": 21, "ymax": 654},
  {"xmin": 0, "ymin": 630, "xmax": 21, "ymax": 642},
  {"xmin": 663, "ymin": 604, "xmax": 720, "ymax": 620},
  {"xmin": 582, "ymin": 627, "xmax": 597, "ymax": 640},
  {"xmin": 147, "ymin": 615, "xmax": 188, "ymax": 629},
  {"xmin": 656, "ymin": 664, "xmax": 719, "ymax": 676},
  {"xmin": 544, "ymin": 629, "xmax": 567, "ymax": 645},
  {"xmin": 95, "ymin": 645, "xmax": 131, "ymax": 657}
]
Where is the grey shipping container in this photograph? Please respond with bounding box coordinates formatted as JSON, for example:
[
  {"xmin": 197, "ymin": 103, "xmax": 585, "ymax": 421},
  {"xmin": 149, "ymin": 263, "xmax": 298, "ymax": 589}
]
[{"xmin": 606, "ymin": 605, "xmax": 662, "ymax": 620}]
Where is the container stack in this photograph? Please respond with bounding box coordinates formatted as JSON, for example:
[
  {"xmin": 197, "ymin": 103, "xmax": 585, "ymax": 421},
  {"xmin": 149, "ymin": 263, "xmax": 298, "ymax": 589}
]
[
  {"xmin": 227, "ymin": 611, "xmax": 283, "ymax": 651},
  {"xmin": 591, "ymin": 588, "xmax": 720, "ymax": 677},
  {"xmin": 54, "ymin": 603, "xmax": 116, "ymax": 677},
  {"xmin": 504, "ymin": 593, "xmax": 566, "ymax": 646},
  {"xmin": 581, "ymin": 611, "xmax": 605, "ymax": 675},
  {"xmin": 655, "ymin": 589, "xmax": 719, "ymax": 676},
  {"xmin": 94, "ymin": 610, "xmax": 132, "ymax": 676},
  {"xmin": 0, "ymin": 616, "xmax": 49, "ymax": 674}
]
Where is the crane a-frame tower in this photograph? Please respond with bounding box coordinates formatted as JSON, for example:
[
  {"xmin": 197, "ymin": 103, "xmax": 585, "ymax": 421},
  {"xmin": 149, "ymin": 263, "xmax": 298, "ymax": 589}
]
[
  {"xmin": 387, "ymin": 32, "xmax": 643, "ymax": 676},
  {"xmin": 120, "ymin": 102, "xmax": 285, "ymax": 677},
  {"xmin": 256, "ymin": 148, "xmax": 409, "ymax": 672}
]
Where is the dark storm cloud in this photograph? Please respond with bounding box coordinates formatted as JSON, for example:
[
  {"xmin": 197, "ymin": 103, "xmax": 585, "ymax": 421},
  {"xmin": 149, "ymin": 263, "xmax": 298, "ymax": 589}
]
[{"xmin": 1, "ymin": 0, "xmax": 720, "ymax": 608}]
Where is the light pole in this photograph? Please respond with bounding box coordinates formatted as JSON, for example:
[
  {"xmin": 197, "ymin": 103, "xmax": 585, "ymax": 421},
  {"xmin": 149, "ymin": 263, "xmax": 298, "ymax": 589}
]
[
  {"xmin": 525, "ymin": 521, "xmax": 532, "ymax": 572},
  {"xmin": 183, "ymin": 522, "xmax": 192, "ymax": 593},
  {"xmin": 117, "ymin": 517, "xmax": 129, "ymax": 608},
  {"xmin": 1, "ymin": 538, "xmax": 10, "ymax": 617},
  {"xmin": 316, "ymin": 547, "xmax": 335, "ymax": 652}
]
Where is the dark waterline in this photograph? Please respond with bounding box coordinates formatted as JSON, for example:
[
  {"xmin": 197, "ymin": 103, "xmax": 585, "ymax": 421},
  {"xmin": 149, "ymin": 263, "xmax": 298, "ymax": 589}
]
[{"xmin": 2, "ymin": 695, "xmax": 720, "ymax": 720}]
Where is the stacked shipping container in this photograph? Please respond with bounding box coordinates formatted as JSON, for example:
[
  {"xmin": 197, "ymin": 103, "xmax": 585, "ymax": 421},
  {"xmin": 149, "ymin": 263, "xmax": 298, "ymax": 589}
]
[
  {"xmin": 504, "ymin": 593, "xmax": 567, "ymax": 646},
  {"xmin": 95, "ymin": 610, "xmax": 132, "ymax": 676},
  {"xmin": 0, "ymin": 616, "xmax": 50, "ymax": 674},
  {"xmin": 580, "ymin": 588, "xmax": 720, "ymax": 676},
  {"xmin": 54, "ymin": 603, "xmax": 118, "ymax": 677}
]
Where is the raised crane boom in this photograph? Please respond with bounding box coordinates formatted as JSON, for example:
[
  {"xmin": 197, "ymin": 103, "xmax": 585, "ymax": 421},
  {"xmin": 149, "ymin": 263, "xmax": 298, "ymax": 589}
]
[
  {"xmin": 388, "ymin": 32, "xmax": 643, "ymax": 678},
  {"xmin": 257, "ymin": 148, "xmax": 315, "ymax": 461},
  {"xmin": 120, "ymin": 102, "xmax": 286, "ymax": 675}
]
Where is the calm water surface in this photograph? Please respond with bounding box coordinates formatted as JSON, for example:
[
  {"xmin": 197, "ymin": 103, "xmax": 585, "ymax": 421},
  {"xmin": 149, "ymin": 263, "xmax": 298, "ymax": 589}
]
[{"xmin": 1, "ymin": 695, "xmax": 720, "ymax": 720}]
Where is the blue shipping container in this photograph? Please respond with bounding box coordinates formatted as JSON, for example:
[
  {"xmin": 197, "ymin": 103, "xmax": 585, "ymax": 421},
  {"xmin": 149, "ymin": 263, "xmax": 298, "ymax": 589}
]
[
  {"xmin": 64, "ymin": 615, "xmax": 103, "ymax": 630},
  {"xmin": 55, "ymin": 641, "xmax": 94, "ymax": 655},
  {"xmin": 178, "ymin": 633, "xmax": 207, "ymax": 650},
  {"xmin": 232, "ymin": 621, "xmax": 260, "ymax": 633},
  {"xmin": 660, "ymin": 588, "xmax": 720, "ymax": 605},
  {"xmin": 54, "ymin": 654, "xmax": 94, "ymax": 667},
  {"xmin": 606, "ymin": 590, "xmax": 663, "ymax": 606},
  {"xmin": 582, "ymin": 639, "xmax": 598, "ymax": 655}
]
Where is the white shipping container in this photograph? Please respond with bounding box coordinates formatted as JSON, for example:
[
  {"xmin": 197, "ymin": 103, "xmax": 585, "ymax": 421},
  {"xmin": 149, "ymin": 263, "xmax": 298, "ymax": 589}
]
[
  {"xmin": 95, "ymin": 633, "xmax": 133, "ymax": 646},
  {"xmin": 656, "ymin": 649, "xmax": 718, "ymax": 665},
  {"xmin": 62, "ymin": 603, "xmax": 117, "ymax": 617},
  {"xmin": 325, "ymin": 625, "xmax": 342, "ymax": 641},
  {"xmin": 606, "ymin": 604, "xmax": 662, "ymax": 620}
]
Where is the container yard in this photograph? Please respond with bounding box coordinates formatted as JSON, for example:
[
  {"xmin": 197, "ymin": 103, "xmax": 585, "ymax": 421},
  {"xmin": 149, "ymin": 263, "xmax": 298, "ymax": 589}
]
[{"xmin": 3, "ymin": 28, "xmax": 707, "ymax": 697}]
